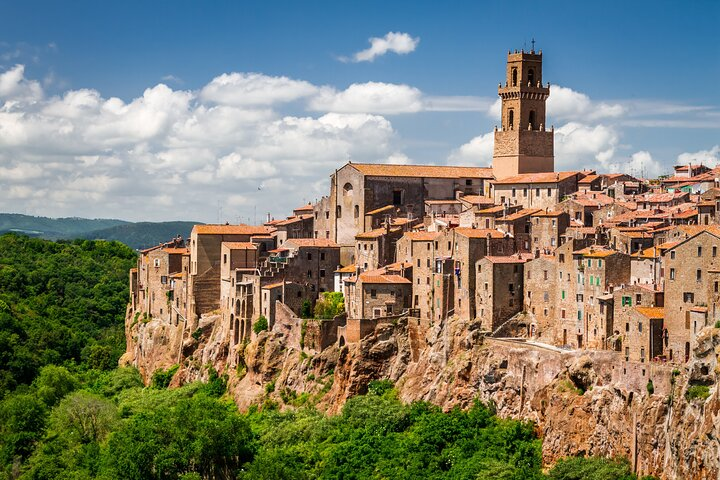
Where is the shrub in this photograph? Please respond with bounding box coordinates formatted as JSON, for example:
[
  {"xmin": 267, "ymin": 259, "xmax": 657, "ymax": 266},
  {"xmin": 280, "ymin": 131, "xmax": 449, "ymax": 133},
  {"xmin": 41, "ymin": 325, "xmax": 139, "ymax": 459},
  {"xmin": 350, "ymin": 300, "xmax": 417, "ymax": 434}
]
[
  {"xmin": 367, "ymin": 379, "xmax": 394, "ymax": 396},
  {"xmin": 715, "ymin": 320, "xmax": 720, "ymax": 328},
  {"xmin": 314, "ymin": 292, "xmax": 345, "ymax": 319},
  {"xmin": 253, "ymin": 316, "xmax": 269, "ymax": 334},
  {"xmin": 300, "ymin": 300, "xmax": 313, "ymax": 319},
  {"xmin": 265, "ymin": 380, "xmax": 276, "ymax": 394},
  {"xmin": 646, "ymin": 380, "xmax": 654, "ymax": 395},
  {"xmin": 151, "ymin": 364, "xmax": 179, "ymax": 389},
  {"xmin": 686, "ymin": 384, "xmax": 710, "ymax": 401}
]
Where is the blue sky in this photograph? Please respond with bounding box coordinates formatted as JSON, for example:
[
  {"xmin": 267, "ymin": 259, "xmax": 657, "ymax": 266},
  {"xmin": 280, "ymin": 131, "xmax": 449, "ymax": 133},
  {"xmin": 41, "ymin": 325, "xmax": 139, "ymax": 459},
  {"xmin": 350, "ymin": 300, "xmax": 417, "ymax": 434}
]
[{"xmin": 1, "ymin": 0, "xmax": 718, "ymax": 222}]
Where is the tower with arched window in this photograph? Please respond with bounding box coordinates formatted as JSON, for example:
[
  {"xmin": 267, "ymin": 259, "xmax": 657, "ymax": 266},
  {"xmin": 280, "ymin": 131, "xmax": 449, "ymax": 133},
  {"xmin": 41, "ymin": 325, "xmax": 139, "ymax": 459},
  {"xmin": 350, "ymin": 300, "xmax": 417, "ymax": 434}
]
[{"xmin": 492, "ymin": 48, "xmax": 554, "ymax": 180}]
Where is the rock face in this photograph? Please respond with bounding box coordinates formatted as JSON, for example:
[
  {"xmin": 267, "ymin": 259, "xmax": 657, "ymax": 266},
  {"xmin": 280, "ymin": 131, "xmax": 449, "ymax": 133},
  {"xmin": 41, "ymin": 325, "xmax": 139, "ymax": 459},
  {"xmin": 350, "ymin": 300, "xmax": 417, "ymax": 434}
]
[{"xmin": 124, "ymin": 306, "xmax": 720, "ymax": 480}]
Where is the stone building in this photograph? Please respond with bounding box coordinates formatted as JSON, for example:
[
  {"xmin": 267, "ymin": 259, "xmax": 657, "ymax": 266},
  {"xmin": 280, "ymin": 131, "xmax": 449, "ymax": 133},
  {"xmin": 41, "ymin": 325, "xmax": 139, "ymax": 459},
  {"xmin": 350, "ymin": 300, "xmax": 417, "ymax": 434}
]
[
  {"xmin": 491, "ymin": 172, "xmax": 582, "ymax": 210},
  {"xmin": 344, "ymin": 265, "xmax": 413, "ymax": 319},
  {"xmin": 492, "ymin": 49, "xmax": 554, "ymax": 180},
  {"xmin": 621, "ymin": 307, "xmax": 665, "ymax": 363},
  {"xmin": 523, "ymin": 255, "xmax": 558, "ymax": 341},
  {"xmin": 189, "ymin": 224, "xmax": 273, "ymax": 319},
  {"xmin": 476, "ymin": 254, "xmax": 531, "ymax": 332},
  {"xmin": 354, "ymin": 225, "xmax": 404, "ymax": 271},
  {"xmin": 530, "ymin": 210, "xmax": 569, "ymax": 253},
  {"xmin": 663, "ymin": 229, "xmax": 720, "ymax": 362},
  {"xmin": 314, "ymin": 163, "xmax": 493, "ymax": 246},
  {"xmin": 396, "ymin": 231, "xmax": 442, "ymax": 320}
]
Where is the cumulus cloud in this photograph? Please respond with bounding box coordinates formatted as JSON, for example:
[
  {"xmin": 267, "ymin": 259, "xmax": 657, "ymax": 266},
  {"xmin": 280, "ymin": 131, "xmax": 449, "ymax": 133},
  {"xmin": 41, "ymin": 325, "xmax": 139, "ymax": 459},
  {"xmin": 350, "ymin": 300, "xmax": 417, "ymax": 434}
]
[
  {"xmin": 0, "ymin": 65, "xmax": 398, "ymax": 222},
  {"xmin": 309, "ymin": 82, "xmax": 422, "ymax": 114},
  {"xmin": 347, "ymin": 32, "xmax": 419, "ymax": 63},
  {"xmin": 447, "ymin": 132, "xmax": 494, "ymax": 167},
  {"xmin": 554, "ymin": 122, "xmax": 619, "ymax": 170},
  {"xmin": 199, "ymin": 72, "xmax": 318, "ymax": 106},
  {"xmin": 548, "ymin": 86, "xmax": 625, "ymax": 122},
  {"xmin": 676, "ymin": 145, "xmax": 720, "ymax": 168},
  {"xmin": 609, "ymin": 151, "xmax": 665, "ymax": 179}
]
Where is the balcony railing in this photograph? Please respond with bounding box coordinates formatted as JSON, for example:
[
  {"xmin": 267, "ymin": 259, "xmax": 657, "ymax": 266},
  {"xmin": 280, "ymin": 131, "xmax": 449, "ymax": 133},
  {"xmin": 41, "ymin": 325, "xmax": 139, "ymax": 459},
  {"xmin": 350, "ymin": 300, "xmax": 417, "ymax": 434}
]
[{"xmin": 269, "ymin": 256, "xmax": 288, "ymax": 264}]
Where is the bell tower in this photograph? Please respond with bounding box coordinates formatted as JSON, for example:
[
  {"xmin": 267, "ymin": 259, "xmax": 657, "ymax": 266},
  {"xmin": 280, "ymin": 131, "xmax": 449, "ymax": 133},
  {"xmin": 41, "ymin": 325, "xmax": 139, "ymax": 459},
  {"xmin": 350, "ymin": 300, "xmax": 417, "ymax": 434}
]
[{"xmin": 492, "ymin": 48, "xmax": 554, "ymax": 180}]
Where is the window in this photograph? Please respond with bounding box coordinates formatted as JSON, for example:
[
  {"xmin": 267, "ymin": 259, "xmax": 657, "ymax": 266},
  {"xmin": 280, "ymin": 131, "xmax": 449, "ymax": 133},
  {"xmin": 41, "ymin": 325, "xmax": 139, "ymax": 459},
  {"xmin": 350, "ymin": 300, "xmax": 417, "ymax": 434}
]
[
  {"xmin": 336, "ymin": 205, "xmax": 342, "ymax": 218},
  {"xmin": 393, "ymin": 190, "xmax": 403, "ymax": 206},
  {"xmin": 223, "ymin": 254, "xmax": 227, "ymax": 264},
  {"xmin": 307, "ymin": 270, "xmax": 312, "ymax": 278},
  {"xmin": 698, "ymin": 246, "xmax": 702, "ymax": 257},
  {"xmin": 714, "ymin": 246, "xmax": 718, "ymax": 257},
  {"xmin": 622, "ymin": 296, "xmax": 632, "ymax": 307},
  {"xmin": 636, "ymin": 294, "xmax": 642, "ymax": 305},
  {"xmin": 529, "ymin": 110, "xmax": 536, "ymax": 129},
  {"xmin": 669, "ymin": 268, "xmax": 675, "ymax": 280},
  {"xmin": 320, "ymin": 252, "xmax": 326, "ymax": 261},
  {"xmin": 160, "ymin": 276, "xmax": 168, "ymax": 284},
  {"xmin": 536, "ymin": 188, "xmax": 540, "ymax": 197},
  {"xmin": 508, "ymin": 283, "xmax": 515, "ymax": 293},
  {"xmin": 307, "ymin": 252, "xmax": 313, "ymax": 261},
  {"xmin": 547, "ymin": 188, "xmax": 552, "ymax": 196},
  {"xmin": 512, "ymin": 188, "xmax": 516, "ymax": 197},
  {"xmin": 697, "ymin": 269, "xmax": 702, "ymax": 282},
  {"xmin": 670, "ymin": 251, "xmax": 676, "ymax": 260},
  {"xmin": 561, "ymin": 309, "xmax": 566, "ymax": 319},
  {"xmin": 320, "ymin": 269, "xmax": 325, "ymax": 278},
  {"xmin": 683, "ymin": 292, "xmax": 694, "ymax": 303},
  {"xmin": 511, "ymin": 68, "xmax": 518, "ymax": 86},
  {"xmin": 343, "ymin": 182, "xmax": 353, "ymax": 195},
  {"xmin": 523, "ymin": 188, "xmax": 528, "ymax": 197},
  {"xmin": 639, "ymin": 322, "xmax": 643, "ymax": 333},
  {"xmin": 354, "ymin": 205, "xmax": 360, "ymax": 218},
  {"xmin": 598, "ymin": 259, "xmax": 602, "ymax": 267},
  {"xmin": 715, "ymin": 281, "xmax": 719, "ymax": 293},
  {"xmin": 528, "ymin": 68, "xmax": 535, "ymax": 85},
  {"xmin": 508, "ymin": 110, "xmax": 514, "ymax": 129},
  {"xmin": 561, "ymin": 290, "xmax": 565, "ymax": 300},
  {"xmin": 370, "ymin": 288, "xmax": 377, "ymax": 298},
  {"xmin": 559, "ymin": 254, "xmax": 565, "ymax": 263},
  {"xmin": 543, "ymin": 292, "xmax": 549, "ymax": 302},
  {"xmin": 154, "ymin": 258, "xmax": 160, "ymax": 267},
  {"xmin": 465, "ymin": 179, "xmax": 472, "ymax": 186}
]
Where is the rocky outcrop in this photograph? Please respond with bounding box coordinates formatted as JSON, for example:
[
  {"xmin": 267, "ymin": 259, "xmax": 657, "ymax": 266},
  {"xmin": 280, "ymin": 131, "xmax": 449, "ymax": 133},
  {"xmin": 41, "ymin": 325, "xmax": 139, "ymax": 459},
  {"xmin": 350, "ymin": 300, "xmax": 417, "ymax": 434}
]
[{"xmin": 124, "ymin": 305, "xmax": 720, "ymax": 479}]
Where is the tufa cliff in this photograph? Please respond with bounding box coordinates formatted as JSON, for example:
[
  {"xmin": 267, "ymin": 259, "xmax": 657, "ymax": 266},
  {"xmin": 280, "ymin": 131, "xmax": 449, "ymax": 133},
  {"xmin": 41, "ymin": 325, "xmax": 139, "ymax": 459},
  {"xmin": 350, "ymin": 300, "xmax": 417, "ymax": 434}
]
[{"xmin": 121, "ymin": 304, "xmax": 720, "ymax": 480}]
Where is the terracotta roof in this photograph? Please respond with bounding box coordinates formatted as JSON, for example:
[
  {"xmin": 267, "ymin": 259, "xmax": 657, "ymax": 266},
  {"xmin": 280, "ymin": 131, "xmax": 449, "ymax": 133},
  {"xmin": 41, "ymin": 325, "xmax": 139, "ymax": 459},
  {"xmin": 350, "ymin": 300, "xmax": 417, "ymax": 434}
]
[
  {"xmin": 355, "ymin": 227, "xmax": 402, "ymax": 239},
  {"xmin": 454, "ymin": 228, "xmax": 507, "ymax": 239},
  {"xmin": 262, "ymin": 281, "xmax": 292, "ymax": 290},
  {"xmin": 690, "ymin": 306, "xmax": 708, "ymax": 313},
  {"xmin": 221, "ymin": 242, "xmax": 257, "ymax": 250},
  {"xmin": 531, "ymin": 210, "xmax": 565, "ymax": 217},
  {"xmin": 492, "ymin": 171, "xmax": 579, "ymax": 185},
  {"xmin": 459, "ymin": 195, "xmax": 494, "ymax": 205},
  {"xmin": 483, "ymin": 254, "xmax": 534, "ymax": 263},
  {"xmin": 425, "ymin": 199, "xmax": 461, "ymax": 205},
  {"xmin": 403, "ymin": 231, "xmax": 441, "ymax": 241},
  {"xmin": 163, "ymin": 247, "xmax": 190, "ymax": 254},
  {"xmin": 335, "ymin": 264, "xmax": 357, "ymax": 273},
  {"xmin": 573, "ymin": 247, "xmax": 617, "ymax": 258},
  {"xmin": 579, "ymin": 174, "xmax": 600, "ymax": 184},
  {"xmin": 672, "ymin": 209, "xmax": 698, "ymax": 219},
  {"xmin": 275, "ymin": 214, "xmax": 312, "ymax": 226},
  {"xmin": 497, "ymin": 208, "xmax": 542, "ymax": 222},
  {"xmin": 284, "ymin": 238, "xmax": 340, "ymax": 248},
  {"xmin": 698, "ymin": 200, "xmax": 715, "ymax": 207},
  {"xmin": 192, "ymin": 224, "xmax": 272, "ymax": 235},
  {"xmin": 635, "ymin": 307, "xmax": 664, "ymax": 319},
  {"xmin": 170, "ymin": 272, "xmax": 183, "ymax": 278},
  {"xmin": 476, "ymin": 206, "xmax": 506, "ymax": 214},
  {"xmin": 349, "ymin": 162, "xmax": 494, "ymax": 179},
  {"xmin": 358, "ymin": 274, "xmax": 411, "ymax": 284},
  {"xmin": 366, "ymin": 205, "xmax": 395, "ymax": 216},
  {"xmin": 293, "ymin": 204, "xmax": 314, "ymax": 212}
]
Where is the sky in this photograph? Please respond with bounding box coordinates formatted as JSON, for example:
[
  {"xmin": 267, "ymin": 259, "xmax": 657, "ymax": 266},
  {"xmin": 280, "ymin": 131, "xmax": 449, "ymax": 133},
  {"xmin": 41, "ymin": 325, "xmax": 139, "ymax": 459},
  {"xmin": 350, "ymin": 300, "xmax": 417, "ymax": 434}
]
[{"xmin": 1, "ymin": 0, "xmax": 719, "ymax": 223}]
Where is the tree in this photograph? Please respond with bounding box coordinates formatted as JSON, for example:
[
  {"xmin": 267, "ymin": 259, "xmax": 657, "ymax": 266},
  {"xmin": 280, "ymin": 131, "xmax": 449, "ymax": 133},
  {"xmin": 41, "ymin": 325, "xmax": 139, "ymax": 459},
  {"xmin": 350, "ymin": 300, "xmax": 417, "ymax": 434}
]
[
  {"xmin": 313, "ymin": 292, "xmax": 345, "ymax": 319},
  {"xmin": 50, "ymin": 391, "xmax": 117, "ymax": 444},
  {"xmin": 34, "ymin": 365, "xmax": 80, "ymax": 407}
]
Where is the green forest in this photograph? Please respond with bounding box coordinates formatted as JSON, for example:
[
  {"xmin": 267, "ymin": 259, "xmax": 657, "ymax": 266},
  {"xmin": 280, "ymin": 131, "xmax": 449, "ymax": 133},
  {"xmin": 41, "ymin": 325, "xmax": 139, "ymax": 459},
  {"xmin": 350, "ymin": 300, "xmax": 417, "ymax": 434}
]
[{"xmin": 0, "ymin": 234, "xmax": 654, "ymax": 480}]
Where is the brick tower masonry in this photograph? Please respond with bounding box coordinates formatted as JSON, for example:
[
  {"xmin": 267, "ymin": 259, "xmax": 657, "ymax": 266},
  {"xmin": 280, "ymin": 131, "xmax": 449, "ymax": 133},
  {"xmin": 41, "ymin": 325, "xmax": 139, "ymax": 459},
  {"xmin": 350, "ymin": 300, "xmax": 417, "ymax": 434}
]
[{"xmin": 492, "ymin": 49, "xmax": 554, "ymax": 180}]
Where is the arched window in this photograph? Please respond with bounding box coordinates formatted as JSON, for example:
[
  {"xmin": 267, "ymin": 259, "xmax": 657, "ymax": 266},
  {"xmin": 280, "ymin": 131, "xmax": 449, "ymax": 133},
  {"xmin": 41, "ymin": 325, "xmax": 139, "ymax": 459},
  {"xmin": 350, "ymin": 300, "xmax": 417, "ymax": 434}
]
[
  {"xmin": 508, "ymin": 110, "xmax": 514, "ymax": 130},
  {"xmin": 343, "ymin": 182, "xmax": 353, "ymax": 196},
  {"xmin": 512, "ymin": 68, "xmax": 518, "ymax": 87},
  {"xmin": 529, "ymin": 110, "xmax": 536, "ymax": 130},
  {"xmin": 528, "ymin": 69, "xmax": 535, "ymax": 86}
]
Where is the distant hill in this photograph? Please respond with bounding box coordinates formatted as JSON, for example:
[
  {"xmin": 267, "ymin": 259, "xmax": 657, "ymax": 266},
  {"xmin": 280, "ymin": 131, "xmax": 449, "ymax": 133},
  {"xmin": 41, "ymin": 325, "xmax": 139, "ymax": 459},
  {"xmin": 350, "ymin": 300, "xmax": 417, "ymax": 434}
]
[
  {"xmin": 0, "ymin": 213, "xmax": 200, "ymax": 250},
  {"xmin": 0, "ymin": 213, "xmax": 128, "ymax": 238},
  {"xmin": 81, "ymin": 221, "xmax": 199, "ymax": 250}
]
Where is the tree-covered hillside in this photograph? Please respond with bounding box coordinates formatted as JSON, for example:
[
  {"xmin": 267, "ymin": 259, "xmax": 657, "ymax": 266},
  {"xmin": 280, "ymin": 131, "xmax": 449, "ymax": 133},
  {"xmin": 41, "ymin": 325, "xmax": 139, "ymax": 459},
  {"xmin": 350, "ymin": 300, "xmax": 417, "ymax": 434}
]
[{"xmin": 0, "ymin": 233, "xmax": 136, "ymax": 395}]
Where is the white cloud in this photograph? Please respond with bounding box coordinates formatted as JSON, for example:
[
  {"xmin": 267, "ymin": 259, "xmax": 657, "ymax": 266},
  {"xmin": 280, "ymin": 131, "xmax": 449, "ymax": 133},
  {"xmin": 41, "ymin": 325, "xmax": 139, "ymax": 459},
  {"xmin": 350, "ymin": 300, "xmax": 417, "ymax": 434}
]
[
  {"xmin": 309, "ymin": 82, "xmax": 422, "ymax": 114},
  {"xmin": 386, "ymin": 152, "xmax": 411, "ymax": 164},
  {"xmin": 0, "ymin": 65, "xmax": 43, "ymax": 102},
  {"xmin": 609, "ymin": 151, "xmax": 664, "ymax": 179},
  {"xmin": 676, "ymin": 145, "xmax": 720, "ymax": 168},
  {"xmin": 447, "ymin": 132, "xmax": 494, "ymax": 167},
  {"xmin": 348, "ymin": 32, "xmax": 419, "ymax": 63},
  {"xmin": 0, "ymin": 65, "xmax": 399, "ymax": 222},
  {"xmin": 554, "ymin": 122, "xmax": 619, "ymax": 170},
  {"xmin": 199, "ymin": 72, "xmax": 318, "ymax": 106},
  {"xmin": 548, "ymin": 86, "xmax": 624, "ymax": 122}
]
